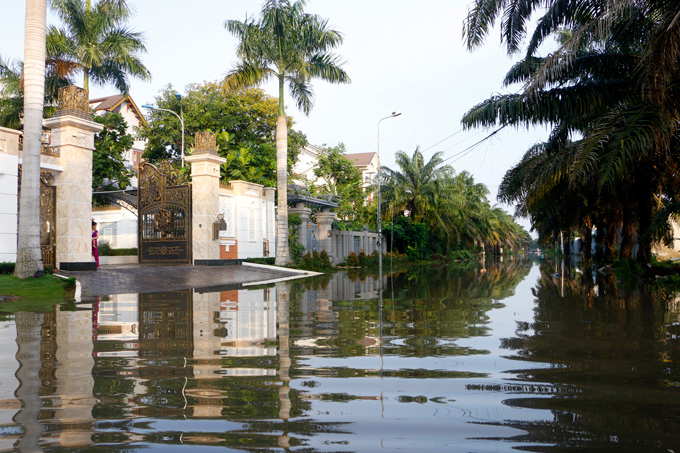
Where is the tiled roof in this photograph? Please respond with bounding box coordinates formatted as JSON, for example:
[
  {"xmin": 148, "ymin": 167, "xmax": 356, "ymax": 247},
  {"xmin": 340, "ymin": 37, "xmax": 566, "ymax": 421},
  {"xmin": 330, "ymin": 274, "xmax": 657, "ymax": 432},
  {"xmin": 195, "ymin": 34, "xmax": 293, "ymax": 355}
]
[
  {"xmin": 345, "ymin": 152, "xmax": 376, "ymax": 166},
  {"xmin": 90, "ymin": 94, "xmax": 126, "ymax": 111}
]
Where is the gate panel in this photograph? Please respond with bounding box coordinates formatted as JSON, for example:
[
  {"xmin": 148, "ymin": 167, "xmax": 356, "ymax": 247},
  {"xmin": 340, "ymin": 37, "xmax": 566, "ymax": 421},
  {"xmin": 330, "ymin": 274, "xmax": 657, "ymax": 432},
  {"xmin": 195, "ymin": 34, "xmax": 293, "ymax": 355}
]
[
  {"xmin": 17, "ymin": 168, "xmax": 57, "ymax": 269},
  {"xmin": 138, "ymin": 162, "xmax": 192, "ymax": 264}
]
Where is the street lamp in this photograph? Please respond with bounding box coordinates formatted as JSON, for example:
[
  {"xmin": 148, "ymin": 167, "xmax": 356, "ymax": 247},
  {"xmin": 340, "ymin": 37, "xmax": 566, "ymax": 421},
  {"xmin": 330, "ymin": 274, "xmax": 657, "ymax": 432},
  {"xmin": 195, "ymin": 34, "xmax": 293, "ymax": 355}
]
[
  {"xmin": 142, "ymin": 94, "xmax": 185, "ymax": 167},
  {"xmin": 377, "ymin": 111, "xmax": 401, "ymax": 294}
]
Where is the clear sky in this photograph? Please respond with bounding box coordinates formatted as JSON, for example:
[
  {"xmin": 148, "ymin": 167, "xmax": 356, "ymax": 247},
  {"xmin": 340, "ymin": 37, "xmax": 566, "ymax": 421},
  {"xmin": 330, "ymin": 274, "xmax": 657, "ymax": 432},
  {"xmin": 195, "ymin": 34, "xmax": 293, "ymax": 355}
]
[{"xmin": 1, "ymin": 0, "xmax": 551, "ymax": 233}]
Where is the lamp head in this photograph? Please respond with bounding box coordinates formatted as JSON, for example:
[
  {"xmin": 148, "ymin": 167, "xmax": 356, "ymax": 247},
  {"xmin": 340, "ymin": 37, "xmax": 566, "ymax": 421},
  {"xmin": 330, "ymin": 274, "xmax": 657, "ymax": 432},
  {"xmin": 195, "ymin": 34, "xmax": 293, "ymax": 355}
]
[
  {"xmin": 141, "ymin": 104, "xmax": 154, "ymax": 109},
  {"xmin": 175, "ymin": 93, "xmax": 182, "ymax": 101},
  {"xmin": 391, "ymin": 111, "xmax": 402, "ymax": 117}
]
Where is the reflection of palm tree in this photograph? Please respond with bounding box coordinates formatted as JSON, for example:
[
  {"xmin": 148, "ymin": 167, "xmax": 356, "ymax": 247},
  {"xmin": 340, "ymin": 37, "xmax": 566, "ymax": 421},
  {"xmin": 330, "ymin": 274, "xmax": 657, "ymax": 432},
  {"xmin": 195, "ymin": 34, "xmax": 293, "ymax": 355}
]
[
  {"xmin": 224, "ymin": 0, "xmax": 350, "ymax": 265},
  {"xmin": 275, "ymin": 281, "xmax": 291, "ymax": 448},
  {"xmin": 13, "ymin": 312, "xmax": 44, "ymax": 451}
]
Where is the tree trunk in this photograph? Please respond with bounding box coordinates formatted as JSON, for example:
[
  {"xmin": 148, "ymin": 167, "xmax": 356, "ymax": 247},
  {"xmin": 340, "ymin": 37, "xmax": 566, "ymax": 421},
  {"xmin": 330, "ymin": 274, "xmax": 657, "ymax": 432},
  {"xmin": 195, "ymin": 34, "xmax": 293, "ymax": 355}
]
[
  {"xmin": 604, "ymin": 221, "xmax": 618, "ymax": 262},
  {"xmin": 594, "ymin": 220, "xmax": 605, "ymax": 262},
  {"xmin": 275, "ymin": 115, "xmax": 290, "ymax": 265},
  {"xmin": 15, "ymin": 0, "xmax": 47, "ymax": 278},
  {"xmin": 620, "ymin": 201, "xmax": 636, "ymax": 260}
]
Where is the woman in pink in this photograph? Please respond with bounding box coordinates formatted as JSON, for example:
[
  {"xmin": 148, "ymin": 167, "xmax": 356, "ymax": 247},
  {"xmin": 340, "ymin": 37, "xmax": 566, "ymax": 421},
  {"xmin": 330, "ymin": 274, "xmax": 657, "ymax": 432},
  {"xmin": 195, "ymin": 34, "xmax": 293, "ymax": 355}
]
[{"xmin": 92, "ymin": 220, "xmax": 99, "ymax": 269}]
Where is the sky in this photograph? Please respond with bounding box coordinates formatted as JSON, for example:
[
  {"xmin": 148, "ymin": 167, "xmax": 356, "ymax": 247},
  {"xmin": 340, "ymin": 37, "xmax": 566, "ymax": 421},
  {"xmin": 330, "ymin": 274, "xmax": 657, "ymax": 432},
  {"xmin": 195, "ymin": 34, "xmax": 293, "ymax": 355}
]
[{"xmin": 1, "ymin": 0, "xmax": 551, "ymax": 233}]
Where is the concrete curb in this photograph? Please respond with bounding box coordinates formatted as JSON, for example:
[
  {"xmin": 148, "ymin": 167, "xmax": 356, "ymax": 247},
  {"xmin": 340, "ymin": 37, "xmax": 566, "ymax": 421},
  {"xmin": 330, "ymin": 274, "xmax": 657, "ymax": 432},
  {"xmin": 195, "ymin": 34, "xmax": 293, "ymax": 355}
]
[{"xmin": 242, "ymin": 262, "xmax": 323, "ymax": 286}]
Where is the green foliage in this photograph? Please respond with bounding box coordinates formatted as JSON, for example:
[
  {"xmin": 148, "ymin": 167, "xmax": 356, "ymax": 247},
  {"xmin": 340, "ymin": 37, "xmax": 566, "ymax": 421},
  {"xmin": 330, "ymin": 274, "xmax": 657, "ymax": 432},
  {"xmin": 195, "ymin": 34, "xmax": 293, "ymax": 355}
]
[
  {"xmin": 97, "ymin": 241, "xmax": 137, "ymax": 256},
  {"xmin": 0, "ymin": 56, "xmax": 74, "ymax": 128},
  {"xmin": 48, "ymin": 0, "xmax": 150, "ymax": 91},
  {"xmin": 345, "ymin": 251, "xmax": 360, "ymax": 267},
  {"xmin": 287, "ymin": 213, "xmax": 306, "ymax": 264},
  {"xmin": 139, "ymin": 83, "xmax": 306, "ymax": 187},
  {"xmin": 0, "ymin": 262, "xmax": 16, "ymax": 275},
  {"xmin": 93, "ymin": 112, "xmax": 134, "ymax": 197},
  {"xmin": 306, "ymin": 143, "xmax": 368, "ymax": 222},
  {"xmin": 297, "ymin": 250, "xmax": 333, "ymax": 271}
]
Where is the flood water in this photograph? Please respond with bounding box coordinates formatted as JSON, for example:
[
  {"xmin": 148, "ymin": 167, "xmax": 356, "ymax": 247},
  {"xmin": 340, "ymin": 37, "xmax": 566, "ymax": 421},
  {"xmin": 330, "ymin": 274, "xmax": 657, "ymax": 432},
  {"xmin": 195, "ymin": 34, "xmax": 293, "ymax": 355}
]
[{"xmin": 1, "ymin": 257, "xmax": 680, "ymax": 452}]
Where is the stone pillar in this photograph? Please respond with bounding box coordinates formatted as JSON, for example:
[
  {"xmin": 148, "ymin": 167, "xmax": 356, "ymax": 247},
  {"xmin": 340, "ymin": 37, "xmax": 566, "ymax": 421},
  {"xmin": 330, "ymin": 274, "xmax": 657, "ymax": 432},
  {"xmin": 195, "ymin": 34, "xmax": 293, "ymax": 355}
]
[
  {"xmin": 315, "ymin": 209, "xmax": 336, "ymax": 257},
  {"xmin": 288, "ymin": 202, "xmax": 311, "ymax": 253},
  {"xmin": 44, "ymin": 87, "xmax": 103, "ymax": 271},
  {"xmin": 185, "ymin": 132, "xmax": 226, "ymax": 264}
]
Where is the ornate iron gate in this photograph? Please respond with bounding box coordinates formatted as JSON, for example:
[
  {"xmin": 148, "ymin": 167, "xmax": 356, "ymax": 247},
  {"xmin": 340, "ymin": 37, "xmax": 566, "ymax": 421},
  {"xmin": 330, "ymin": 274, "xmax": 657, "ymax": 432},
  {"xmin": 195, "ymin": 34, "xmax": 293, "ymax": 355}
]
[
  {"xmin": 138, "ymin": 162, "xmax": 192, "ymax": 264},
  {"xmin": 17, "ymin": 168, "xmax": 57, "ymax": 268}
]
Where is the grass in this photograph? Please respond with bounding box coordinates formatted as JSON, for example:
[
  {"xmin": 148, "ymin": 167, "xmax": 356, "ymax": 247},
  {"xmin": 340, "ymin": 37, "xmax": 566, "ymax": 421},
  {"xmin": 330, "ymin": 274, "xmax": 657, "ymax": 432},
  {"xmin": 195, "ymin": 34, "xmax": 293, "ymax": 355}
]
[{"xmin": 0, "ymin": 274, "xmax": 75, "ymax": 313}]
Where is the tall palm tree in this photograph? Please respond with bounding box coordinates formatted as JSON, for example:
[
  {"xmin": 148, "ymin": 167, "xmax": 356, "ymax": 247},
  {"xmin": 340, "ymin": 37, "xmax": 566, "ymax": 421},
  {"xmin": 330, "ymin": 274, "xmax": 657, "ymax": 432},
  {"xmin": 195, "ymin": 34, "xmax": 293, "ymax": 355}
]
[
  {"xmin": 47, "ymin": 0, "xmax": 150, "ymax": 92},
  {"xmin": 223, "ymin": 0, "xmax": 350, "ymax": 265},
  {"xmin": 382, "ymin": 148, "xmax": 454, "ymax": 222},
  {"xmin": 15, "ymin": 0, "xmax": 47, "ymax": 278}
]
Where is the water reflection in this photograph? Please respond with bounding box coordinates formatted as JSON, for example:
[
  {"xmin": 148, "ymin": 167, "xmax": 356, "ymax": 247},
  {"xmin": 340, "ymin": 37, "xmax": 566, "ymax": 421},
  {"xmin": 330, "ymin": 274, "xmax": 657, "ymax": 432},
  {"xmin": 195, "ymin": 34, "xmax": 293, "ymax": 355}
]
[{"xmin": 1, "ymin": 257, "xmax": 680, "ymax": 451}]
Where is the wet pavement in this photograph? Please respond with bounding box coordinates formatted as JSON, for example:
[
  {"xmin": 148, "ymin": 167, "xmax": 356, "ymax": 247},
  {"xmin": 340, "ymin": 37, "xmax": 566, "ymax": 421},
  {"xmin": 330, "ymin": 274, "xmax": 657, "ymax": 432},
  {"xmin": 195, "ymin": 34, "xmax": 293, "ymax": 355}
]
[{"xmin": 56, "ymin": 263, "xmax": 311, "ymax": 297}]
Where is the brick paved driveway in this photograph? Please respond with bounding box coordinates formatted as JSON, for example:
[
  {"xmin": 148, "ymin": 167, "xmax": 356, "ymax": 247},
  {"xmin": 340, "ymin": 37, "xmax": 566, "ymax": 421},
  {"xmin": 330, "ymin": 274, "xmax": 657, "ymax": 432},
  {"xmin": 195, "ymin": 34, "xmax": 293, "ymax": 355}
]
[{"xmin": 57, "ymin": 263, "xmax": 306, "ymax": 297}]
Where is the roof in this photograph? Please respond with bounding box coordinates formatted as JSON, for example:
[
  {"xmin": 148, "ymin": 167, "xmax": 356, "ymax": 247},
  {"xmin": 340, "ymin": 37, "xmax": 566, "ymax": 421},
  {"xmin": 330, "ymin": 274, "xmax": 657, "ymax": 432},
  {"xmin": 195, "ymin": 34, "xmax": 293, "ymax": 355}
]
[
  {"xmin": 345, "ymin": 152, "xmax": 377, "ymax": 167},
  {"xmin": 89, "ymin": 93, "xmax": 148, "ymax": 127},
  {"xmin": 90, "ymin": 94, "xmax": 126, "ymax": 111}
]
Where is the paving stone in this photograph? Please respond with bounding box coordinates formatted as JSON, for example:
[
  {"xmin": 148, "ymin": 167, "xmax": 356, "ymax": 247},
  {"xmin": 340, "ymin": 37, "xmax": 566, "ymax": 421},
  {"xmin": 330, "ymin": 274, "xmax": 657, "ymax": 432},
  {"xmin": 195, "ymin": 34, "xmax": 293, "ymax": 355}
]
[{"xmin": 57, "ymin": 263, "xmax": 302, "ymax": 297}]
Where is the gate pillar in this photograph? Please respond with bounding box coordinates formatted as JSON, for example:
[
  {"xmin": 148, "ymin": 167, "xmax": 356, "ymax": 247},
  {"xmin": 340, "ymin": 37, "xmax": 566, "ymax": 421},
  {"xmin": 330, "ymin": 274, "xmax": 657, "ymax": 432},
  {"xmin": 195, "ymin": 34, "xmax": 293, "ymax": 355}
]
[
  {"xmin": 44, "ymin": 87, "xmax": 103, "ymax": 271},
  {"xmin": 315, "ymin": 209, "xmax": 336, "ymax": 257},
  {"xmin": 289, "ymin": 203, "xmax": 311, "ymax": 252},
  {"xmin": 185, "ymin": 132, "xmax": 226, "ymax": 263}
]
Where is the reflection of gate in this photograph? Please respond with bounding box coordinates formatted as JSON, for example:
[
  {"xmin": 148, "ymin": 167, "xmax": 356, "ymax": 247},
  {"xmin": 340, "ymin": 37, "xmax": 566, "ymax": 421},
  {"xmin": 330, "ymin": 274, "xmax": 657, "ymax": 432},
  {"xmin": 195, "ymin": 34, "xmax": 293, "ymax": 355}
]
[
  {"xmin": 139, "ymin": 290, "xmax": 193, "ymax": 358},
  {"xmin": 17, "ymin": 168, "xmax": 57, "ymax": 268},
  {"xmin": 138, "ymin": 162, "xmax": 192, "ymax": 264}
]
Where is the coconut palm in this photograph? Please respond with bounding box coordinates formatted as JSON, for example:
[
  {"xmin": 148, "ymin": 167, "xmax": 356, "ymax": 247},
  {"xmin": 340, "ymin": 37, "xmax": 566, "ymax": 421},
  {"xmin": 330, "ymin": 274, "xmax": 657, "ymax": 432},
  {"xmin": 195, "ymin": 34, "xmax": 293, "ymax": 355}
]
[
  {"xmin": 47, "ymin": 0, "xmax": 150, "ymax": 92},
  {"xmin": 223, "ymin": 0, "xmax": 350, "ymax": 265},
  {"xmin": 15, "ymin": 0, "xmax": 47, "ymax": 278}
]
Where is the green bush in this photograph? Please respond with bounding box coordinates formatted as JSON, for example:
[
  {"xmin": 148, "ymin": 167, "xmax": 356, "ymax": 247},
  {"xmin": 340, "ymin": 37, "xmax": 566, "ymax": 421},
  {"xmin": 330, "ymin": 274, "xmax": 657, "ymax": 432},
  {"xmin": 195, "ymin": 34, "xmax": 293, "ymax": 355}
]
[
  {"xmin": 345, "ymin": 251, "xmax": 360, "ymax": 267},
  {"xmin": 0, "ymin": 262, "xmax": 15, "ymax": 275},
  {"xmin": 247, "ymin": 257, "xmax": 276, "ymax": 265},
  {"xmin": 97, "ymin": 241, "xmax": 137, "ymax": 256}
]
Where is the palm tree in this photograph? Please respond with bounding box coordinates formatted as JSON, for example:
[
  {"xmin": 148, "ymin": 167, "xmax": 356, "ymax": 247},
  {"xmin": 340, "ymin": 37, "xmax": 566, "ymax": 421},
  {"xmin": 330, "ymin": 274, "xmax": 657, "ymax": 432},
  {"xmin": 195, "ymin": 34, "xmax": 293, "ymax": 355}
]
[
  {"xmin": 223, "ymin": 0, "xmax": 350, "ymax": 265},
  {"xmin": 0, "ymin": 55, "xmax": 75, "ymax": 128},
  {"xmin": 382, "ymin": 148, "xmax": 454, "ymax": 222},
  {"xmin": 15, "ymin": 0, "xmax": 47, "ymax": 278},
  {"xmin": 47, "ymin": 0, "xmax": 150, "ymax": 92}
]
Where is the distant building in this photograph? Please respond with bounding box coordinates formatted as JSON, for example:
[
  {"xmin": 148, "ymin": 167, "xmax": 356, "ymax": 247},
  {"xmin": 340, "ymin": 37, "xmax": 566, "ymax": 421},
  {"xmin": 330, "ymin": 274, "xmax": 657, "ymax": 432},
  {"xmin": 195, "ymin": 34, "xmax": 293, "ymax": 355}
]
[
  {"xmin": 89, "ymin": 94, "xmax": 147, "ymax": 172},
  {"xmin": 345, "ymin": 152, "xmax": 379, "ymax": 201}
]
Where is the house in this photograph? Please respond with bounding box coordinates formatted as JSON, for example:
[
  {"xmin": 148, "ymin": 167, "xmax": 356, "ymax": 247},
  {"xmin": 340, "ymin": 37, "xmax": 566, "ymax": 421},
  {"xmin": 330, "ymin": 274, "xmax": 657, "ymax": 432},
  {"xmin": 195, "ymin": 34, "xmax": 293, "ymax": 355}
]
[
  {"xmin": 89, "ymin": 94, "xmax": 147, "ymax": 172},
  {"xmin": 90, "ymin": 94, "xmax": 148, "ymax": 249},
  {"xmin": 345, "ymin": 152, "xmax": 379, "ymax": 201}
]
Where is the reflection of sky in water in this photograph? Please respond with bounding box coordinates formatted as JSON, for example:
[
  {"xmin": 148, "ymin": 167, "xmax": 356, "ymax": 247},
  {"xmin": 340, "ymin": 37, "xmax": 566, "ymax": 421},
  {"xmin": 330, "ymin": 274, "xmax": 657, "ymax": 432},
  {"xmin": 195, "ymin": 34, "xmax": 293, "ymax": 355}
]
[{"xmin": 1, "ymin": 260, "xmax": 680, "ymax": 451}]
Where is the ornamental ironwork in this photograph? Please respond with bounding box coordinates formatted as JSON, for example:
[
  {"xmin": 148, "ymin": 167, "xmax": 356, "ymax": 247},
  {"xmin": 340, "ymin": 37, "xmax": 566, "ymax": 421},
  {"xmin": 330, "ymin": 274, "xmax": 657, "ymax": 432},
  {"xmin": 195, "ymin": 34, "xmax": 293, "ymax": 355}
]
[
  {"xmin": 193, "ymin": 131, "xmax": 217, "ymax": 155},
  {"xmin": 138, "ymin": 161, "xmax": 192, "ymax": 264},
  {"xmin": 17, "ymin": 166, "xmax": 57, "ymax": 268},
  {"xmin": 55, "ymin": 86, "xmax": 91, "ymax": 120}
]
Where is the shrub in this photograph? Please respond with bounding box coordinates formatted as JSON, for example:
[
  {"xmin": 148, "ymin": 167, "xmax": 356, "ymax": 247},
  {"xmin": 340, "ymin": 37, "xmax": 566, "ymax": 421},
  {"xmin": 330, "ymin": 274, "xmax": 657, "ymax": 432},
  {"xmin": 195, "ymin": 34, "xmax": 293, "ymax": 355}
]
[
  {"xmin": 0, "ymin": 262, "xmax": 15, "ymax": 275},
  {"xmin": 345, "ymin": 251, "xmax": 360, "ymax": 267}
]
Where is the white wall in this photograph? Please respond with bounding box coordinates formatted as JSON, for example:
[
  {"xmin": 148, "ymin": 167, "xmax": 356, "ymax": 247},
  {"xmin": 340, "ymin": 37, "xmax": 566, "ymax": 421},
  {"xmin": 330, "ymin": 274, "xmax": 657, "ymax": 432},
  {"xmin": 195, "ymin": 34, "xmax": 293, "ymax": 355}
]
[{"xmin": 0, "ymin": 153, "xmax": 18, "ymax": 262}]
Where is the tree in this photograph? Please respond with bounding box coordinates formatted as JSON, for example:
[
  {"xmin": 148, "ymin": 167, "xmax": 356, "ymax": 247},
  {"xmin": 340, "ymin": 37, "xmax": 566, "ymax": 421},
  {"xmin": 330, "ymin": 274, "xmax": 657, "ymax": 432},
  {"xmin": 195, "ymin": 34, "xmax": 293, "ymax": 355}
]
[
  {"xmin": 223, "ymin": 0, "xmax": 350, "ymax": 265},
  {"xmin": 15, "ymin": 0, "xmax": 47, "ymax": 278},
  {"xmin": 462, "ymin": 0, "xmax": 680, "ymax": 262},
  {"xmin": 309, "ymin": 143, "xmax": 366, "ymax": 222},
  {"xmin": 92, "ymin": 112, "xmax": 133, "ymax": 194},
  {"xmin": 138, "ymin": 82, "xmax": 307, "ymax": 188},
  {"xmin": 0, "ymin": 55, "xmax": 76, "ymax": 129},
  {"xmin": 382, "ymin": 147, "xmax": 454, "ymax": 222},
  {"xmin": 47, "ymin": 0, "xmax": 150, "ymax": 92}
]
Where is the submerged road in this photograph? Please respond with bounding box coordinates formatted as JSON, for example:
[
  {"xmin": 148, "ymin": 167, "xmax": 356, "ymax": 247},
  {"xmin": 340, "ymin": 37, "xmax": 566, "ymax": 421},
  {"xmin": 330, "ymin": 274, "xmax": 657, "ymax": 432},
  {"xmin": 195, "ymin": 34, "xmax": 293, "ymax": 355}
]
[{"xmin": 57, "ymin": 263, "xmax": 313, "ymax": 298}]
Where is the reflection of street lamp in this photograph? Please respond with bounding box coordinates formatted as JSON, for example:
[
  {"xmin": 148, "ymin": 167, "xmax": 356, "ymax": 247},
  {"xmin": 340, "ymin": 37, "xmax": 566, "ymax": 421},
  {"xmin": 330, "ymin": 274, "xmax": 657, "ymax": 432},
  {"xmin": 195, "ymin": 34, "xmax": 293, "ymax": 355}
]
[
  {"xmin": 142, "ymin": 94, "xmax": 185, "ymax": 167},
  {"xmin": 377, "ymin": 111, "xmax": 402, "ymax": 284}
]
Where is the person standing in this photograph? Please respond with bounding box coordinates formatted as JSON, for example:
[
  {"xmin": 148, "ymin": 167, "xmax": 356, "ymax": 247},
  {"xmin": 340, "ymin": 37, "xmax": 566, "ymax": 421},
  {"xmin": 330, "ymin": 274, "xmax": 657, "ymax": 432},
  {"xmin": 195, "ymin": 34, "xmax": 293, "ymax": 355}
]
[{"xmin": 92, "ymin": 220, "xmax": 99, "ymax": 269}]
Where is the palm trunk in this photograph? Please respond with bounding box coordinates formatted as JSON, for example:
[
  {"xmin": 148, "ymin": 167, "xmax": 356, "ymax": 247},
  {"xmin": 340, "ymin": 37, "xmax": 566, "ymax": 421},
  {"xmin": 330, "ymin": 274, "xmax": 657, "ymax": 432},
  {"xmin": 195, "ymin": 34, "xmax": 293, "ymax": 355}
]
[
  {"xmin": 274, "ymin": 79, "xmax": 290, "ymax": 265},
  {"xmin": 15, "ymin": 0, "xmax": 47, "ymax": 278},
  {"xmin": 620, "ymin": 201, "xmax": 635, "ymax": 260}
]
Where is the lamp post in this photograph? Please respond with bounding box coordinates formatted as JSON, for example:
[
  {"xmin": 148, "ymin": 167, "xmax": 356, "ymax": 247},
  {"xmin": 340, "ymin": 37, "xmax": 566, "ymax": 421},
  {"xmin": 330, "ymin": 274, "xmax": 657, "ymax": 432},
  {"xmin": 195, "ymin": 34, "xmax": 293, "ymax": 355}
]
[
  {"xmin": 377, "ymin": 111, "xmax": 402, "ymax": 290},
  {"xmin": 142, "ymin": 94, "xmax": 185, "ymax": 167}
]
